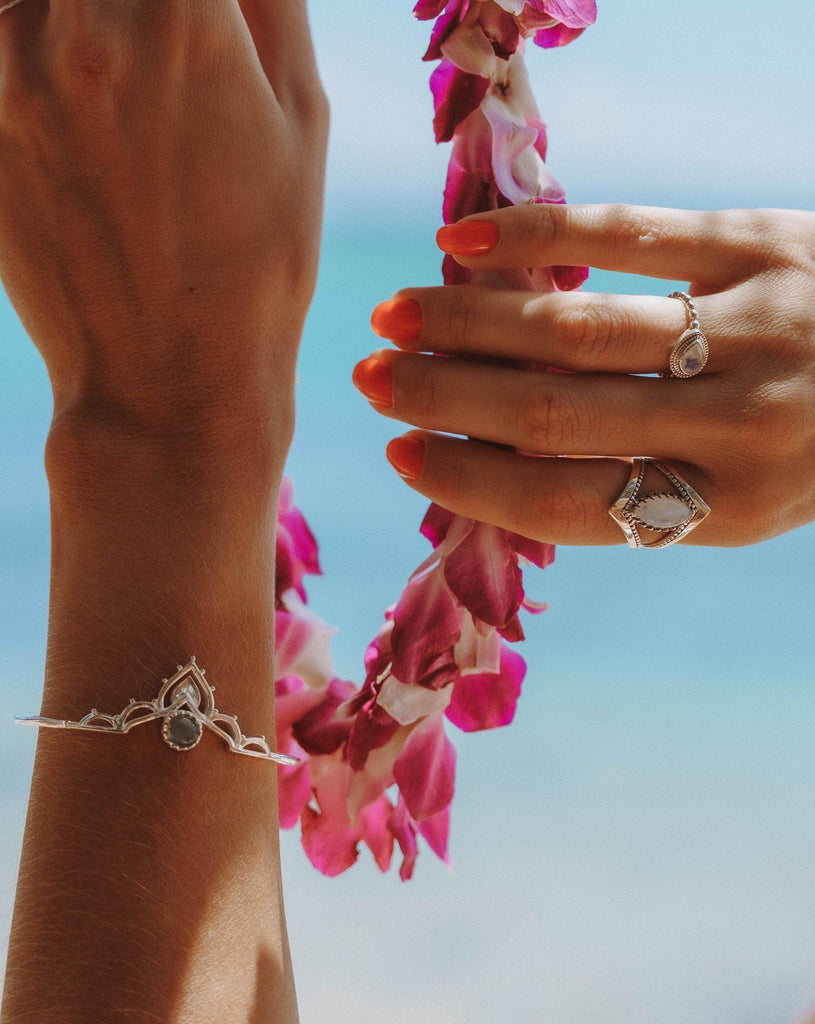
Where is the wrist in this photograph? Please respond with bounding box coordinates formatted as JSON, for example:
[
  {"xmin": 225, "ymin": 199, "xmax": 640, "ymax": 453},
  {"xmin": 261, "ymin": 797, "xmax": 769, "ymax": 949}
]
[{"xmin": 45, "ymin": 391, "xmax": 292, "ymax": 511}]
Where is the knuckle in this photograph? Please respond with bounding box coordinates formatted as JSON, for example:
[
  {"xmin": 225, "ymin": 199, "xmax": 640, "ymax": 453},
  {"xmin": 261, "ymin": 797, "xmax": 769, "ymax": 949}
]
[
  {"xmin": 52, "ymin": 32, "xmax": 134, "ymax": 94},
  {"xmin": 603, "ymin": 204, "xmax": 664, "ymax": 253},
  {"xmin": 521, "ymin": 203, "xmax": 565, "ymax": 250},
  {"xmin": 412, "ymin": 363, "xmax": 442, "ymax": 420},
  {"xmin": 515, "ymin": 383, "xmax": 578, "ymax": 452},
  {"xmin": 552, "ymin": 298, "xmax": 619, "ymax": 365},
  {"xmin": 526, "ymin": 477, "xmax": 593, "ymax": 540},
  {"xmin": 444, "ymin": 288, "xmax": 473, "ymax": 348}
]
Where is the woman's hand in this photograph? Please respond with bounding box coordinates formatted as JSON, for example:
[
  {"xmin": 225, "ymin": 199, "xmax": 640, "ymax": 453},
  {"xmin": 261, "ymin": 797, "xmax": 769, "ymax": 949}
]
[
  {"xmin": 355, "ymin": 204, "xmax": 815, "ymax": 547},
  {"xmin": 0, "ymin": 0, "xmax": 327, "ymax": 469}
]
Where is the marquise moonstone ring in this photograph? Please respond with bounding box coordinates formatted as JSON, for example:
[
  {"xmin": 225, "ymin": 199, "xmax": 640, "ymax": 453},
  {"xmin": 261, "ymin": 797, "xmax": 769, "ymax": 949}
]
[{"xmin": 608, "ymin": 459, "xmax": 711, "ymax": 549}]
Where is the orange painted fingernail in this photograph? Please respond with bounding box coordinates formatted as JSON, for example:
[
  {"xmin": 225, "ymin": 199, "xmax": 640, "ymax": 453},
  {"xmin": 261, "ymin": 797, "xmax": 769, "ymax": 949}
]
[
  {"xmin": 352, "ymin": 355, "xmax": 393, "ymax": 407},
  {"xmin": 386, "ymin": 436, "xmax": 425, "ymax": 481},
  {"xmin": 371, "ymin": 298, "xmax": 423, "ymax": 346},
  {"xmin": 436, "ymin": 220, "xmax": 499, "ymax": 256}
]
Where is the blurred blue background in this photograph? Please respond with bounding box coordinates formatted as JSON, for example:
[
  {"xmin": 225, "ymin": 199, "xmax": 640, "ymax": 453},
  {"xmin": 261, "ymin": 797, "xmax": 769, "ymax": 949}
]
[{"xmin": 3, "ymin": 2, "xmax": 815, "ymax": 1022}]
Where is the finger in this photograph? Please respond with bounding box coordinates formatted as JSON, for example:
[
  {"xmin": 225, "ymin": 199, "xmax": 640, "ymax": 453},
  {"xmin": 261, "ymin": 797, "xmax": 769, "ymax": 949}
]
[
  {"xmin": 384, "ymin": 433, "xmax": 717, "ymax": 547},
  {"xmin": 373, "ymin": 287, "xmax": 731, "ymax": 375},
  {"xmin": 353, "ymin": 349, "xmax": 709, "ymax": 461},
  {"xmin": 436, "ymin": 204, "xmax": 768, "ymax": 289},
  {"xmin": 235, "ymin": 0, "xmax": 321, "ymax": 105}
]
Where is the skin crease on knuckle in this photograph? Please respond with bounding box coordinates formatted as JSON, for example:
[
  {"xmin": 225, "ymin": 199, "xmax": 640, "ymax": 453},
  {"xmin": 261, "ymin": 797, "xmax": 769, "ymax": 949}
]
[
  {"xmin": 515, "ymin": 381, "xmax": 582, "ymax": 454},
  {"xmin": 551, "ymin": 297, "xmax": 619, "ymax": 368}
]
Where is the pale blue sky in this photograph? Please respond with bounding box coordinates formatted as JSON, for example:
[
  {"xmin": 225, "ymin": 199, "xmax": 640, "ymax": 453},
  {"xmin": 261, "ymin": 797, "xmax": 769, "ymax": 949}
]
[{"xmin": 312, "ymin": 0, "xmax": 815, "ymax": 222}]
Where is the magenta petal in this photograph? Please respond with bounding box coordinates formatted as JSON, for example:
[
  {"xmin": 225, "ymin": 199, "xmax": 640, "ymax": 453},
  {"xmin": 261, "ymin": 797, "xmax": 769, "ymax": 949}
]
[
  {"xmin": 393, "ymin": 715, "xmax": 457, "ymax": 822},
  {"xmin": 276, "ymin": 478, "xmax": 321, "ymax": 602},
  {"xmin": 505, "ymin": 531, "xmax": 556, "ymax": 569},
  {"xmin": 420, "ymin": 503, "xmax": 457, "ymax": 548},
  {"xmin": 524, "ymin": 0, "xmax": 595, "ymax": 28},
  {"xmin": 431, "ymin": 61, "xmax": 490, "ymax": 144},
  {"xmin": 533, "ymin": 24, "xmax": 586, "ymax": 47},
  {"xmin": 274, "ymin": 677, "xmax": 327, "ymax": 747},
  {"xmin": 413, "ymin": 0, "xmax": 448, "ymax": 19},
  {"xmin": 391, "ymin": 566, "xmax": 463, "ymax": 686},
  {"xmin": 347, "ymin": 700, "xmax": 401, "ymax": 771},
  {"xmin": 418, "ymin": 804, "xmax": 451, "ymax": 865},
  {"xmin": 443, "ymin": 255, "xmax": 473, "ymax": 285},
  {"xmin": 498, "ymin": 613, "xmax": 525, "ymax": 642},
  {"xmin": 278, "ymin": 761, "xmax": 312, "ymax": 830},
  {"xmin": 480, "ymin": 3, "xmax": 521, "ymax": 59},
  {"xmin": 292, "ymin": 678, "xmax": 358, "ymax": 756},
  {"xmin": 300, "ymin": 765, "xmax": 361, "ymax": 877},
  {"xmin": 551, "ymin": 263, "xmax": 589, "ymax": 290},
  {"xmin": 445, "ymin": 644, "xmax": 526, "ymax": 732},
  {"xmin": 423, "ymin": 8, "xmax": 461, "ymax": 61},
  {"xmin": 387, "ymin": 795, "xmax": 419, "ymax": 881},
  {"xmin": 443, "ymin": 521, "xmax": 522, "ymax": 628},
  {"xmin": 360, "ymin": 796, "xmax": 395, "ymax": 873}
]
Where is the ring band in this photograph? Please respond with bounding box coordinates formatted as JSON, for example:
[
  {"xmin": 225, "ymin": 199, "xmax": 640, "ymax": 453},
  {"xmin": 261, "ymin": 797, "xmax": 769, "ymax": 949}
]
[
  {"xmin": 663, "ymin": 291, "xmax": 708, "ymax": 378},
  {"xmin": 0, "ymin": 0, "xmax": 31, "ymax": 13},
  {"xmin": 608, "ymin": 458, "xmax": 711, "ymax": 549},
  {"xmin": 16, "ymin": 657, "xmax": 299, "ymax": 765}
]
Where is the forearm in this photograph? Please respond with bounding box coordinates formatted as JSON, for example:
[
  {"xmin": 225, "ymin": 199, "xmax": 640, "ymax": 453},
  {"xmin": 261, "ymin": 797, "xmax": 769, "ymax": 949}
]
[{"xmin": 1, "ymin": 417, "xmax": 298, "ymax": 1024}]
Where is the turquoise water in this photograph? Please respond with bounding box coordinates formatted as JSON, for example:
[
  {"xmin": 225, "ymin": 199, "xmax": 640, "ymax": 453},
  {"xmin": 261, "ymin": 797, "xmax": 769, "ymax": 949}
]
[{"xmin": 2, "ymin": 226, "xmax": 815, "ymax": 1023}]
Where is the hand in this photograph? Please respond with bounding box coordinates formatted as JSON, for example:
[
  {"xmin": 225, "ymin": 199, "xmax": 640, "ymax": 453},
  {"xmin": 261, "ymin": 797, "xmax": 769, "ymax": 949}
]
[
  {"xmin": 0, "ymin": 0, "xmax": 327, "ymax": 468},
  {"xmin": 355, "ymin": 204, "xmax": 815, "ymax": 547}
]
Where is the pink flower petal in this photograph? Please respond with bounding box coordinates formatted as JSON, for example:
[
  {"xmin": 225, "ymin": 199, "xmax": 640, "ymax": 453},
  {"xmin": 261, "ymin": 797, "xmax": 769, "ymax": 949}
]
[
  {"xmin": 431, "ymin": 60, "xmax": 490, "ymax": 144},
  {"xmin": 292, "ymin": 678, "xmax": 358, "ymax": 756},
  {"xmin": 391, "ymin": 564, "xmax": 464, "ymax": 685},
  {"xmin": 441, "ymin": 22, "xmax": 498, "ymax": 79},
  {"xmin": 360, "ymin": 796, "xmax": 396, "ymax": 873},
  {"xmin": 445, "ymin": 644, "xmax": 526, "ymax": 732},
  {"xmin": 276, "ymin": 477, "xmax": 321, "ymax": 602},
  {"xmin": 387, "ymin": 795, "xmax": 419, "ymax": 881},
  {"xmin": 506, "ymin": 531, "xmax": 556, "ymax": 569},
  {"xmin": 414, "ymin": 0, "xmax": 449, "ymax": 20},
  {"xmin": 534, "ymin": 0, "xmax": 596, "ymax": 29},
  {"xmin": 275, "ymin": 596, "xmax": 336, "ymax": 686},
  {"xmin": 393, "ymin": 714, "xmax": 457, "ymax": 822},
  {"xmin": 443, "ymin": 521, "xmax": 522, "ymax": 628},
  {"xmin": 301, "ymin": 760, "xmax": 362, "ymax": 877},
  {"xmin": 418, "ymin": 805, "xmax": 451, "ymax": 865},
  {"xmin": 278, "ymin": 761, "xmax": 312, "ymax": 830},
  {"xmin": 533, "ymin": 24, "xmax": 587, "ymax": 46},
  {"xmin": 420, "ymin": 503, "xmax": 457, "ymax": 547}
]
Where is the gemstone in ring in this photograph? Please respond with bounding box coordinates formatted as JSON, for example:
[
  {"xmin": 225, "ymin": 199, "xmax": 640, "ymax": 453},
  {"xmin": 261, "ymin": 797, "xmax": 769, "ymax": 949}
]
[
  {"xmin": 664, "ymin": 291, "xmax": 709, "ymax": 378},
  {"xmin": 608, "ymin": 459, "xmax": 711, "ymax": 549}
]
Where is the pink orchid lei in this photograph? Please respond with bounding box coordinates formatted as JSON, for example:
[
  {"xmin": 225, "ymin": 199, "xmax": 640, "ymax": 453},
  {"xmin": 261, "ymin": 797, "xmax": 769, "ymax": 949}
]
[{"xmin": 274, "ymin": 0, "xmax": 596, "ymax": 880}]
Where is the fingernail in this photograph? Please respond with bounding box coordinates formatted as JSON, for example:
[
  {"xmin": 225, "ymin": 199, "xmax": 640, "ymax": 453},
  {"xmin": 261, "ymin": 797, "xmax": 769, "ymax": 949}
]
[
  {"xmin": 436, "ymin": 220, "xmax": 499, "ymax": 257},
  {"xmin": 352, "ymin": 355, "xmax": 393, "ymax": 407},
  {"xmin": 386, "ymin": 436, "xmax": 425, "ymax": 482},
  {"xmin": 371, "ymin": 298, "xmax": 423, "ymax": 346}
]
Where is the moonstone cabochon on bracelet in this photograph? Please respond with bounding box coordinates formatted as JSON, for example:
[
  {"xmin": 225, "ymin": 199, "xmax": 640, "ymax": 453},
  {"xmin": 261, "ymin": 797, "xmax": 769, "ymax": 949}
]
[
  {"xmin": 663, "ymin": 291, "xmax": 709, "ymax": 378},
  {"xmin": 608, "ymin": 458, "xmax": 711, "ymax": 549},
  {"xmin": 15, "ymin": 657, "xmax": 299, "ymax": 766}
]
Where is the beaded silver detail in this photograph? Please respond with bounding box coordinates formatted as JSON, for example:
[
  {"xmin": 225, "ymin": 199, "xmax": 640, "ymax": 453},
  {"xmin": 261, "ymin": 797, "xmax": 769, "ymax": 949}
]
[{"xmin": 663, "ymin": 291, "xmax": 709, "ymax": 378}]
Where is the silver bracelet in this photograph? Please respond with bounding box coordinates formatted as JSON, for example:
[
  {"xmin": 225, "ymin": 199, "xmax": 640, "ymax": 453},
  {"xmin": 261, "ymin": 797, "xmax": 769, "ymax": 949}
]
[{"xmin": 16, "ymin": 657, "xmax": 298, "ymax": 766}]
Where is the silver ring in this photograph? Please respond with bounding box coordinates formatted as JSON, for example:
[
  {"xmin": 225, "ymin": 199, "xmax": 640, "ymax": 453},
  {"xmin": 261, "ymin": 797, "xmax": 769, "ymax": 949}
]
[
  {"xmin": 608, "ymin": 458, "xmax": 711, "ymax": 549},
  {"xmin": 663, "ymin": 291, "xmax": 708, "ymax": 378},
  {"xmin": 15, "ymin": 657, "xmax": 299, "ymax": 765}
]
